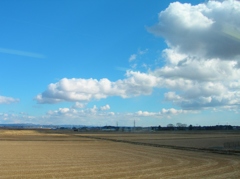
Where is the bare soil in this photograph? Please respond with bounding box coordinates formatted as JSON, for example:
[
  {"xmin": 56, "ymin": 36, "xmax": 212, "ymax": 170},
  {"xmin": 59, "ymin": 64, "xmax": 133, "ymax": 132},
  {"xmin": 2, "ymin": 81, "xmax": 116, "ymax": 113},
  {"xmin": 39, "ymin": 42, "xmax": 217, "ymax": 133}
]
[{"xmin": 0, "ymin": 129, "xmax": 239, "ymax": 178}]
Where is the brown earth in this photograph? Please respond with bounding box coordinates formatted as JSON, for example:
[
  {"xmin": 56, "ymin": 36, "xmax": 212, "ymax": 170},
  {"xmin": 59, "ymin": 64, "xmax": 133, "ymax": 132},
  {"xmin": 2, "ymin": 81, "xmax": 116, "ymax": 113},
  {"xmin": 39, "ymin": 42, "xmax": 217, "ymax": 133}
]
[
  {"xmin": 78, "ymin": 130, "xmax": 240, "ymax": 151},
  {"xmin": 0, "ymin": 129, "xmax": 239, "ymax": 178}
]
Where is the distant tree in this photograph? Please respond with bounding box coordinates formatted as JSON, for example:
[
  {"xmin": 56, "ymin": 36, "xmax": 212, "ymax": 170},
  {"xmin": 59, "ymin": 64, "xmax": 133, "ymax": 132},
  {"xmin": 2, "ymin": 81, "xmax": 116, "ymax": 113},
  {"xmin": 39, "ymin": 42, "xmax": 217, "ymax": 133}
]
[
  {"xmin": 176, "ymin": 123, "xmax": 182, "ymax": 128},
  {"xmin": 176, "ymin": 123, "xmax": 187, "ymax": 130},
  {"xmin": 167, "ymin": 124, "xmax": 174, "ymax": 130},
  {"xmin": 189, "ymin": 124, "xmax": 193, "ymax": 130},
  {"xmin": 182, "ymin": 124, "xmax": 187, "ymax": 128}
]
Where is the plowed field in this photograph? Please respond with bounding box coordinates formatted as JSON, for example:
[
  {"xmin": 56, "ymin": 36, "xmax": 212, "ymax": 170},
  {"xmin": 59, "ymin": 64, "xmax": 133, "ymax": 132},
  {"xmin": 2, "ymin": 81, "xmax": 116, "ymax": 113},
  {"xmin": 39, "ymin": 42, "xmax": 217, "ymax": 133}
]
[{"xmin": 0, "ymin": 129, "xmax": 239, "ymax": 178}]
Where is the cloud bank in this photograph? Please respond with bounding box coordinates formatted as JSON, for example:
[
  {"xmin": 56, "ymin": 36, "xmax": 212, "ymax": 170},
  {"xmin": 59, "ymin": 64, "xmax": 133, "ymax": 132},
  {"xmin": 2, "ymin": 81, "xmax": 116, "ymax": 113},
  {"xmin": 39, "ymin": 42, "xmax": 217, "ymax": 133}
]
[{"xmin": 42, "ymin": 105, "xmax": 190, "ymax": 125}]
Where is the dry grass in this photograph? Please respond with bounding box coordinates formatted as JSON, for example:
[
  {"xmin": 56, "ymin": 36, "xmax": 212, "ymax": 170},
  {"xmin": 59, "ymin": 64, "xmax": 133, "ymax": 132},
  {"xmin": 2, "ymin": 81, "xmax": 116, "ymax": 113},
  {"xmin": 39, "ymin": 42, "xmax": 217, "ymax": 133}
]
[{"xmin": 0, "ymin": 129, "xmax": 239, "ymax": 178}]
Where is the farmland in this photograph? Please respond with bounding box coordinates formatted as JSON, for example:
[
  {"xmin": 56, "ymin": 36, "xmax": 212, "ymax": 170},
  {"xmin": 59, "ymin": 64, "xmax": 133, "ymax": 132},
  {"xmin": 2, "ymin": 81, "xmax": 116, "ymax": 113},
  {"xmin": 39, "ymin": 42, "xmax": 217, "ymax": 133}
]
[{"xmin": 0, "ymin": 129, "xmax": 239, "ymax": 178}]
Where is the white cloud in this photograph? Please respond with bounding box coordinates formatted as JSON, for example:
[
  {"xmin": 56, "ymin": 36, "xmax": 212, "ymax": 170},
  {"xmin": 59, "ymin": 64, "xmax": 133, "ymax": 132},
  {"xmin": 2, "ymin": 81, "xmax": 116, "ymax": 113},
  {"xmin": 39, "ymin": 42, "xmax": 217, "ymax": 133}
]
[
  {"xmin": 129, "ymin": 49, "xmax": 148, "ymax": 62},
  {"xmin": 0, "ymin": 95, "xmax": 19, "ymax": 104},
  {"xmin": 148, "ymin": 0, "xmax": 240, "ymax": 60},
  {"xmin": 136, "ymin": 111, "xmax": 158, "ymax": 117},
  {"xmin": 100, "ymin": 104, "xmax": 110, "ymax": 111},
  {"xmin": 145, "ymin": 0, "xmax": 240, "ymax": 111},
  {"xmin": 164, "ymin": 89, "xmax": 240, "ymax": 110},
  {"xmin": 88, "ymin": 105, "xmax": 98, "ymax": 114},
  {"xmin": 129, "ymin": 54, "xmax": 137, "ymax": 62},
  {"xmin": 44, "ymin": 105, "xmax": 115, "ymax": 124},
  {"xmin": 161, "ymin": 108, "xmax": 187, "ymax": 115},
  {"xmin": 154, "ymin": 48, "xmax": 240, "ymax": 111},
  {"xmin": 35, "ymin": 71, "xmax": 159, "ymax": 104},
  {"xmin": 161, "ymin": 49, "xmax": 240, "ymax": 81},
  {"xmin": 46, "ymin": 104, "xmax": 111, "ymax": 120},
  {"xmin": 135, "ymin": 108, "xmax": 192, "ymax": 117},
  {"xmin": 43, "ymin": 106, "xmax": 191, "ymax": 125},
  {"xmin": 0, "ymin": 112, "xmax": 35, "ymax": 123},
  {"xmin": 72, "ymin": 102, "xmax": 86, "ymax": 109},
  {"xmin": 0, "ymin": 104, "xmax": 196, "ymax": 125},
  {"xmin": 162, "ymin": 48, "xmax": 188, "ymax": 66}
]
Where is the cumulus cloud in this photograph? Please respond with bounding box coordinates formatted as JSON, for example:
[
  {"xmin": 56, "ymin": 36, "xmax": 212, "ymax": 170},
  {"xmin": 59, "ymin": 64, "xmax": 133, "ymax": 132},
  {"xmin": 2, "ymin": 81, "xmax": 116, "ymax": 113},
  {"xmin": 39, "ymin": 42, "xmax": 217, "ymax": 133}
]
[
  {"xmin": 0, "ymin": 95, "xmax": 19, "ymax": 104},
  {"xmin": 164, "ymin": 90, "xmax": 240, "ymax": 110},
  {"xmin": 136, "ymin": 111, "xmax": 159, "ymax": 117},
  {"xmin": 35, "ymin": 71, "xmax": 159, "ymax": 104},
  {"xmin": 45, "ymin": 105, "xmax": 115, "ymax": 122},
  {"xmin": 148, "ymin": 0, "xmax": 240, "ymax": 60},
  {"xmin": 44, "ymin": 105, "xmax": 189, "ymax": 125},
  {"xmin": 47, "ymin": 107, "xmax": 77, "ymax": 117},
  {"xmin": 135, "ymin": 108, "xmax": 191, "ymax": 117},
  {"xmin": 155, "ymin": 57, "xmax": 240, "ymax": 110},
  {"xmin": 0, "ymin": 112, "xmax": 35, "ymax": 123},
  {"xmin": 161, "ymin": 108, "xmax": 187, "ymax": 115},
  {"xmin": 100, "ymin": 104, "xmax": 110, "ymax": 111},
  {"xmin": 155, "ymin": 56, "xmax": 240, "ymax": 81},
  {"xmin": 146, "ymin": 0, "xmax": 240, "ymax": 111},
  {"xmin": 72, "ymin": 102, "xmax": 85, "ymax": 109}
]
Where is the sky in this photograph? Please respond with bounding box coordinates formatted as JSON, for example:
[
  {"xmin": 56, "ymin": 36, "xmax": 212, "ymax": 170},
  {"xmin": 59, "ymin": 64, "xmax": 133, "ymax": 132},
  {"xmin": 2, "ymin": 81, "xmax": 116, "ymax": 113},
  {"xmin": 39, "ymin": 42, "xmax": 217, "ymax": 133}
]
[{"xmin": 0, "ymin": 0, "xmax": 240, "ymax": 127}]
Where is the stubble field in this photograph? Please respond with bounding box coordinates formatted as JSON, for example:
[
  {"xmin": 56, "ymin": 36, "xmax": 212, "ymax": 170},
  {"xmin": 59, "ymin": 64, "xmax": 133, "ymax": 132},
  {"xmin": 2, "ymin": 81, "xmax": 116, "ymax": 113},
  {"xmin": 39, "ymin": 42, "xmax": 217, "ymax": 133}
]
[{"xmin": 0, "ymin": 129, "xmax": 239, "ymax": 178}]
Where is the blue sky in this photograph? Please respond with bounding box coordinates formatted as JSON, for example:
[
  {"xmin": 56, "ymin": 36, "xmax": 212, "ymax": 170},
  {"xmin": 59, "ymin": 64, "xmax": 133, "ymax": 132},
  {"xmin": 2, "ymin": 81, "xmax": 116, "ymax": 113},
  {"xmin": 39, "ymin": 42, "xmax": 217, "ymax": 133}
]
[{"xmin": 0, "ymin": 0, "xmax": 240, "ymax": 126}]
